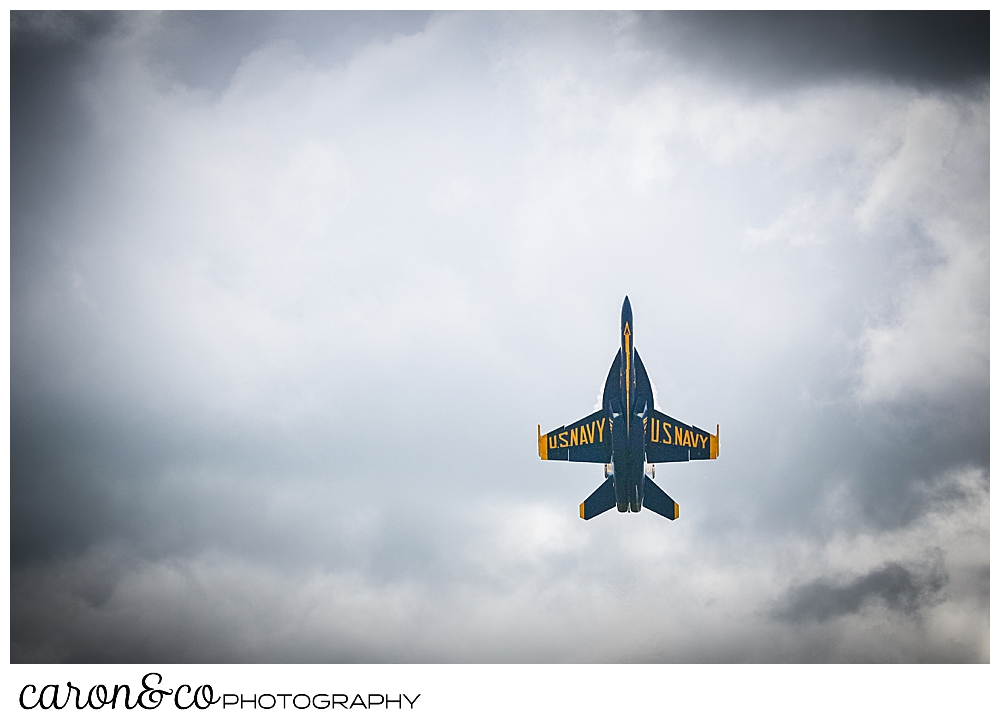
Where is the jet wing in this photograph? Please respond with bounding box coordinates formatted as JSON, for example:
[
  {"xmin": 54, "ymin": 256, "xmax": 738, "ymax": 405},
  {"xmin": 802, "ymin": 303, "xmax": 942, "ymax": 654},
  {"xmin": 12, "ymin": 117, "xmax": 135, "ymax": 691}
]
[
  {"xmin": 538, "ymin": 409, "xmax": 612, "ymax": 463},
  {"xmin": 645, "ymin": 409, "xmax": 718, "ymax": 462}
]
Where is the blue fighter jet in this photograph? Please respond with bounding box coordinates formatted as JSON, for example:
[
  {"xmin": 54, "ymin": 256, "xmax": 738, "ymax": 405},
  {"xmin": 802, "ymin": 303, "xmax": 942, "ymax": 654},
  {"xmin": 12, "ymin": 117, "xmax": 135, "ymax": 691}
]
[{"xmin": 538, "ymin": 296, "xmax": 718, "ymax": 520}]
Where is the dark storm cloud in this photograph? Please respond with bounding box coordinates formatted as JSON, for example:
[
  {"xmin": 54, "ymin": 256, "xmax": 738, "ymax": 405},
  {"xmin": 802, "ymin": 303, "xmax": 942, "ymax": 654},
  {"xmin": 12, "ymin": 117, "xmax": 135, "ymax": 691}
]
[
  {"xmin": 749, "ymin": 393, "xmax": 990, "ymax": 535},
  {"xmin": 638, "ymin": 11, "xmax": 989, "ymax": 91},
  {"xmin": 11, "ymin": 9, "xmax": 115, "ymax": 44},
  {"xmin": 141, "ymin": 11, "xmax": 433, "ymax": 94},
  {"xmin": 776, "ymin": 560, "xmax": 948, "ymax": 624},
  {"xmin": 11, "ymin": 12, "xmax": 116, "ymax": 240},
  {"xmin": 10, "ymin": 11, "xmax": 989, "ymax": 662}
]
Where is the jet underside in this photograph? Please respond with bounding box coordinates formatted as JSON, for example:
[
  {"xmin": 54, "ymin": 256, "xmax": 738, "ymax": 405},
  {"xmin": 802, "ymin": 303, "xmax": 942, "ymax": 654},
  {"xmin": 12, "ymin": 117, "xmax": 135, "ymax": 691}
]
[{"xmin": 538, "ymin": 296, "xmax": 718, "ymax": 520}]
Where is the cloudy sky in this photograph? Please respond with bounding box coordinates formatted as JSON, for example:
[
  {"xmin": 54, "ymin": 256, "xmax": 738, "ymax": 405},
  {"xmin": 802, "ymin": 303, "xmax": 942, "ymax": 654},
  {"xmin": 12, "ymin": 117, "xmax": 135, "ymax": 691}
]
[{"xmin": 11, "ymin": 11, "xmax": 989, "ymax": 663}]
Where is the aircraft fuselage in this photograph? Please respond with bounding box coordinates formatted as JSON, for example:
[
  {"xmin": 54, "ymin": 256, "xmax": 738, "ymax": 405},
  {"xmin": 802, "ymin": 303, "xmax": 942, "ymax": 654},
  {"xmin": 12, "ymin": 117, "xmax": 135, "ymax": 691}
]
[
  {"xmin": 608, "ymin": 296, "xmax": 646, "ymax": 512},
  {"xmin": 538, "ymin": 295, "xmax": 717, "ymax": 520}
]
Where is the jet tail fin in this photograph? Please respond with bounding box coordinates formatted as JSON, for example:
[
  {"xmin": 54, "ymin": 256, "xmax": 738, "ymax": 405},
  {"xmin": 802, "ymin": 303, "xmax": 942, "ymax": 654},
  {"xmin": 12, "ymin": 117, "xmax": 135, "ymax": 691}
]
[
  {"xmin": 580, "ymin": 476, "xmax": 617, "ymax": 520},
  {"xmin": 642, "ymin": 475, "xmax": 679, "ymax": 520}
]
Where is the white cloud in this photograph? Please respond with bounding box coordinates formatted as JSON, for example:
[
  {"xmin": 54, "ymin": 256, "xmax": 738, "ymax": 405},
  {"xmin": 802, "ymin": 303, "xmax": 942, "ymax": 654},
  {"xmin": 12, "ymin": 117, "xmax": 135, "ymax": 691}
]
[
  {"xmin": 13, "ymin": 465, "xmax": 987, "ymax": 662},
  {"xmin": 855, "ymin": 95, "xmax": 988, "ymax": 403}
]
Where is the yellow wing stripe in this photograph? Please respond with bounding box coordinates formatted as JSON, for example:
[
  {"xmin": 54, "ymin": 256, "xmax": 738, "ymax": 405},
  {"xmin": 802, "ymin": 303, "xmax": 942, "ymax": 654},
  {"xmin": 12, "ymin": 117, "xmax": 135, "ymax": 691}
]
[{"xmin": 538, "ymin": 424, "xmax": 548, "ymax": 460}]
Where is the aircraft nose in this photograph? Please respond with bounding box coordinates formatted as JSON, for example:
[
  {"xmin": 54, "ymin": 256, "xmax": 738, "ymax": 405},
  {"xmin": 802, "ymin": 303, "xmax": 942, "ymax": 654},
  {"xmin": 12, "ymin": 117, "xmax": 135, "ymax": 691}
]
[{"xmin": 621, "ymin": 295, "xmax": 632, "ymax": 322}]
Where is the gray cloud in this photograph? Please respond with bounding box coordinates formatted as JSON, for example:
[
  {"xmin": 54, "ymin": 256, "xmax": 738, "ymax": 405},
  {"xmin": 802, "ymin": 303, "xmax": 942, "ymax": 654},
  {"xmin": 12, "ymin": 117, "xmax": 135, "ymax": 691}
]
[
  {"xmin": 10, "ymin": 11, "xmax": 989, "ymax": 663},
  {"xmin": 11, "ymin": 468, "xmax": 989, "ymax": 663},
  {"xmin": 776, "ymin": 560, "xmax": 947, "ymax": 624},
  {"xmin": 636, "ymin": 11, "xmax": 989, "ymax": 91}
]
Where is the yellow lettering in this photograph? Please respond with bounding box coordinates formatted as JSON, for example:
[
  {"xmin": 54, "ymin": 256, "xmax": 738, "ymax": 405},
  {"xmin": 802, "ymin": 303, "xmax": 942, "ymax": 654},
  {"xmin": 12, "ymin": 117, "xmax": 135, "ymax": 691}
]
[
  {"xmin": 699, "ymin": 434, "xmax": 707, "ymax": 448},
  {"xmin": 663, "ymin": 422, "xmax": 672, "ymax": 445},
  {"xmin": 651, "ymin": 418, "xmax": 660, "ymax": 443},
  {"xmin": 685, "ymin": 429, "xmax": 693, "ymax": 447},
  {"xmin": 596, "ymin": 418, "xmax": 606, "ymax": 442},
  {"xmin": 559, "ymin": 431, "xmax": 568, "ymax": 448},
  {"xmin": 586, "ymin": 423, "xmax": 594, "ymax": 444},
  {"xmin": 548, "ymin": 435, "xmax": 558, "ymax": 449},
  {"xmin": 570, "ymin": 428, "xmax": 579, "ymax": 446}
]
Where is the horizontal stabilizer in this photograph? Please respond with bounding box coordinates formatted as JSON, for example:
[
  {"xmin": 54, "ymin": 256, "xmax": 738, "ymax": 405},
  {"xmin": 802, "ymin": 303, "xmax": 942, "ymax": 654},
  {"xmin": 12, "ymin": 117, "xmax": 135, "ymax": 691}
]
[
  {"xmin": 642, "ymin": 475, "xmax": 678, "ymax": 520},
  {"xmin": 580, "ymin": 476, "xmax": 617, "ymax": 520}
]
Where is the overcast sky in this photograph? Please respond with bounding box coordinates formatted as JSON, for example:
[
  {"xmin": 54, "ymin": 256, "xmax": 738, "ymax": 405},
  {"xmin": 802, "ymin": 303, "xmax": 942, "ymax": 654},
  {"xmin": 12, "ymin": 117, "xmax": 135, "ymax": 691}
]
[{"xmin": 11, "ymin": 10, "xmax": 989, "ymax": 663}]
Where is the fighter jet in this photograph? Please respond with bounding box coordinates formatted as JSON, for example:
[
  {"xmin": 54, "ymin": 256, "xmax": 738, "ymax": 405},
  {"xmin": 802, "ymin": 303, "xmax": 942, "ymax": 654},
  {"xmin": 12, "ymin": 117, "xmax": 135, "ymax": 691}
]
[{"xmin": 538, "ymin": 296, "xmax": 718, "ymax": 520}]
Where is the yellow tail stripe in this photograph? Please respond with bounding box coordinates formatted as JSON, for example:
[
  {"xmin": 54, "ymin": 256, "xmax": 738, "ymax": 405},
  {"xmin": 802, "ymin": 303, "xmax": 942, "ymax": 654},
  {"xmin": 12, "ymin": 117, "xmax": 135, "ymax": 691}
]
[{"xmin": 579, "ymin": 502, "xmax": 585, "ymax": 519}]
